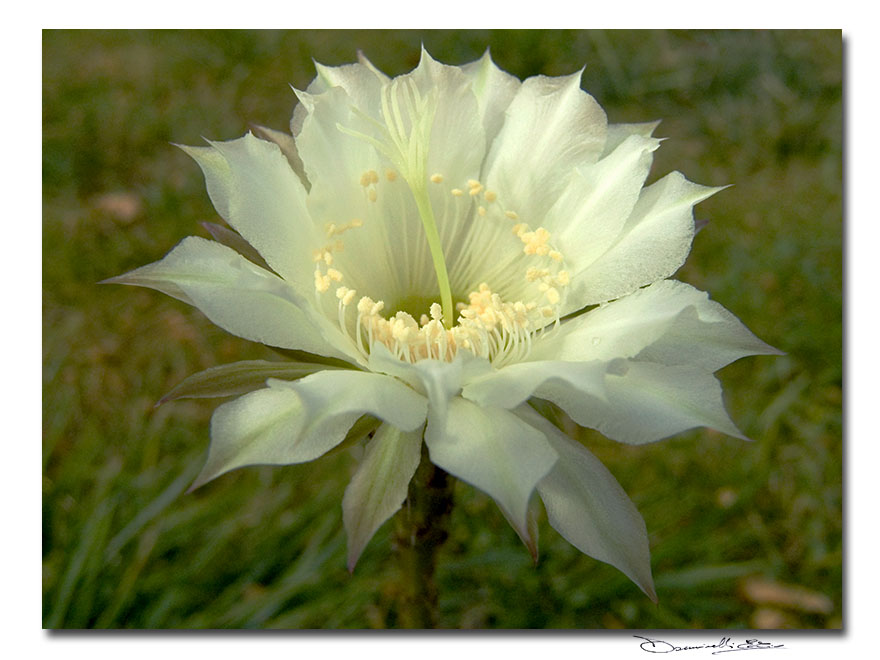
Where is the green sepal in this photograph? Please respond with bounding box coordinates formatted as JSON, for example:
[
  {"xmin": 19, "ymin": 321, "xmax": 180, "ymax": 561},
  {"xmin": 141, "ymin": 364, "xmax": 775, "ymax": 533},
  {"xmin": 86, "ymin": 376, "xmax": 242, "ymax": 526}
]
[
  {"xmin": 200, "ymin": 221, "xmax": 272, "ymax": 272},
  {"xmin": 157, "ymin": 360, "xmax": 347, "ymax": 406}
]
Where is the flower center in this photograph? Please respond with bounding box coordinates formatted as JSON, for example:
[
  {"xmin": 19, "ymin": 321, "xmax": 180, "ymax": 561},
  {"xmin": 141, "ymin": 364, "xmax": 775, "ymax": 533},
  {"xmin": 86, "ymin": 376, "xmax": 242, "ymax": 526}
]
[
  {"xmin": 311, "ymin": 168, "xmax": 570, "ymax": 366},
  {"xmin": 319, "ymin": 77, "xmax": 571, "ymax": 365}
]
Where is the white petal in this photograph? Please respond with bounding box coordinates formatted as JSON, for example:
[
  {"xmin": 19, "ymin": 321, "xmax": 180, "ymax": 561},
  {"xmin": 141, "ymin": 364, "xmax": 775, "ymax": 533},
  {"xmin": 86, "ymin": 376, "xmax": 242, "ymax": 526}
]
[
  {"xmin": 368, "ymin": 342, "xmax": 491, "ymax": 422},
  {"xmin": 249, "ymin": 123, "xmax": 305, "ymax": 183},
  {"xmin": 107, "ymin": 236, "xmax": 359, "ymax": 362},
  {"xmin": 459, "ymin": 50, "xmax": 521, "ymax": 147},
  {"xmin": 564, "ymin": 359, "xmax": 747, "ymax": 444},
  {"xmin": 484, "ymin": 70, "xmax": 607, "ymax": 225},
  {"xmin": 462, "ymin": 359, "xmax": 607, "ymax": 411},
  {"xmin": 312, "ymin": 59, "xmax": 389, "ymax": 109},
  {"xmin": 424, "ymin": 397, "xmax": 557, "ymax": 537},
  {"xmin": 532, "ymin": 279, "xmax": 781, "ymax": 371},
  {"xmin": 291, "ymin": 57, "xmax": 388, "ymax": 138},
  {"xmin": 410, "ymin": 49, "xmax": 487, "ymax": 187},
  {"xmin": 566, "ymin": 172, "xmax": 721, "ymax": 307},
  {"xmin": 408, "ymin": 50, "xmax": 492, "ymax": 278},
  {"xmin": 601, "ymin": 120, "xmax": 661, "ymax": 157},
  {"xmin": 295, "ymin": 84, "xmax": 431, "ymax": 306},
  {"xmin": 521, "ymin": 407, "xmax": 656, "ymax": 601},
  {"xmin": 550, "ymin": 135, "xmax": 660, "ymax": 292},
  {"xmin": 179, "ymin": 133, "xmax": 319, "ymax": 295},
  {"xmin": 342, "ymin": 423, "xmax": 423, "ymax": 571},
  {"xmin": 192, "ymin": 370, "xmax": 427, "ymax": 489}
]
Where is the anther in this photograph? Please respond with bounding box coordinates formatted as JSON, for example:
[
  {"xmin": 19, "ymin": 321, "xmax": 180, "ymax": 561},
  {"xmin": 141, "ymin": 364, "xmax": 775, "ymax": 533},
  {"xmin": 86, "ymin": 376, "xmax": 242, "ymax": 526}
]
[
  {"xmin": 385, "ymin": 169, "xmax": 397, "ymax": 182},
  {"xmin": 484, "ymin": 190, "xmax": 497, "ymax": 203},
  {"xmin": 430, "ymin": 173, "xmax": 444, "ymax": 184},
  {"xmin": 314, "ymin": 268, "xmax": 331, "ymax": 293},
  {"xmin": 504, "ymin": 210, "xmax": 519, "ymax": 220},
  {"xmin": 451, "ymin": 188, "xmax": 464, "ymax": 197}
]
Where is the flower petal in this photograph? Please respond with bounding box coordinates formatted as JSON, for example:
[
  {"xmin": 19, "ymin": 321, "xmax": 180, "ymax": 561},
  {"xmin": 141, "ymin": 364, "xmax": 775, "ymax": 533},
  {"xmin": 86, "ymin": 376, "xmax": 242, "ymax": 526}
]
[
  {"xmin": 462, "ymin": 359, "xmax": 607, "ymax": 411},
  {"xmin": 411, "ymin": 48, "xmax": 487, "ymax": 189},
  {"xmin": 192, "ymin": 370, "xmax": 427, "ymax": 489},
  {"xmin": 107, "ymin": 236, "xmax": 361, "ymax": 363},
  {"xmin": 295, "ymin": 84, "xmax": 433, "ymax": 306},
  {"xmin": 459, "ymin": 50, "xmax": 521, "ymax": 146},
  {"xmin": 424, "ymin": 397, "xmax": 557, "ymax": 537},
  {"xmin": 566, "ymin": 359, "xmax": 747, "ymax": 444},
  {"xmin": 367, "ymin": 341, "xmax": 491, "ymax": 423},
  {"xmin": 249, "ymin": 123, "xmax": 306, "ymax": 183},
  {"xmin": 342, "ymin": 423, "xmax": 423, "ymax": 571},
  {"xmin": 566, "ymin": 172, "xmax": 722, "ymax": 307},
  {"xmin": 290, "ymin": 56, "xmax": 388, "ymax": 138},
  {"xmin": 549, "ymin": 134, "xmax": 661, "ymax": 291},
  {"xmin": 483, "ymin": 70, "xmax": 607, "ymax": 225},
  {"xmin": 531, "ymin": 279, "xmax": 781, "ymax": 371},
  {"xmin": 601, "ymin": 120, "xmax": 661, "ymax": 157},
  {"xmin": 179, "ymin": 133, "xmax": 320, "ymax": 295},
  {"xmin": 520, "ymin": 407, "xmax": 656, "ymax": 601}
]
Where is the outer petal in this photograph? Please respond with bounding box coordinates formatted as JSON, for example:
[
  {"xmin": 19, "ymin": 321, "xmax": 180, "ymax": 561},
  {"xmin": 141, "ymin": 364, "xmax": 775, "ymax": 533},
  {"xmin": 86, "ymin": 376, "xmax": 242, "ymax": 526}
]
[
  {"xmin": 549, "ymin": 134, "xmax": 660, "ymax": 282},
  {"xmin": 191, "ymin": 370, "xmax": 427, "ymax": 489},
  {"xmin": 483, "ymin": 70, "xmax": 607, "ymax": 225},
  {"xmin": 521, "ymin": 407, "xmax": 656, "ymax": 601},
  {"xmin": 290, "ymin": 56, "xmax": 389, "ymax": 138},
  {"xmin": 424, "ymin": 397, "xmax": 557, "ymax": 538},
  {"xmin": 367, "ymin": 342, "xmax": 491, "ymax": 424},
  {"xmin": 530, "ymin": 279, "xmax": 781, "ymax": 371},
  {"xmin": 601, "ymin": 120, "xmax": 661, "ymax": 157},
  {"xmin": 178, "ymin": 133, "xmax": 320, "ymax": 295},
  {"xmin": 462, "ymin": 359, "xmax": 607, "ymax": 411},
  {"xmin": 106, "ymin": 236, "xmax": 359, "ymax": 363},
  {"xmin": 342, "ymin": 423, "xmax": 423, "ymax": 571},
  {"xmin": 566, "ymin": 172, "xmax": 721, "ymax": 307},
  {"xmin": 564, "ymin": 359, "xmax": 747, "ymax": 444}
]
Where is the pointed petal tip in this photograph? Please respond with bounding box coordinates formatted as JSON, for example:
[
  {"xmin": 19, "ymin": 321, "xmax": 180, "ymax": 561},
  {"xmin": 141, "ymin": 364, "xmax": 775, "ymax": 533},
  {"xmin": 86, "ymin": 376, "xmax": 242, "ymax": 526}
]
[{"xmin": 184, "ymin": 479, "xmax": 203, "ymax": 496}]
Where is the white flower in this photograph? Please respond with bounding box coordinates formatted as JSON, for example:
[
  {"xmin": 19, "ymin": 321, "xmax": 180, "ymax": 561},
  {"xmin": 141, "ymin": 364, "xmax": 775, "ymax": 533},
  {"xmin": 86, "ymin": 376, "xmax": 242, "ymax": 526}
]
[{"xmin": 110, "ymin": 49, "xmax": 779, "ymax": 600}]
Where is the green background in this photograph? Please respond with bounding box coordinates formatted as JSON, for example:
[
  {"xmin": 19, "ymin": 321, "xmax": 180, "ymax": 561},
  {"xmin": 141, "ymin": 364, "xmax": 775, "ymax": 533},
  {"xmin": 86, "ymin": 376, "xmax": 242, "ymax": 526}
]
[{"xmin": 43, "ymin": 30, "xmax": 842, "ymax": 629}]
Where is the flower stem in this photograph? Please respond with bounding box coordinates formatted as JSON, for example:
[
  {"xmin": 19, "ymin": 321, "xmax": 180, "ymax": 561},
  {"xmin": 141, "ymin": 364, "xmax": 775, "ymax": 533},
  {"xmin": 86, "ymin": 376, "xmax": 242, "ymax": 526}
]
[{"xmin": 391, "ymin": 442, "xmax": 454, "ymax": 628}]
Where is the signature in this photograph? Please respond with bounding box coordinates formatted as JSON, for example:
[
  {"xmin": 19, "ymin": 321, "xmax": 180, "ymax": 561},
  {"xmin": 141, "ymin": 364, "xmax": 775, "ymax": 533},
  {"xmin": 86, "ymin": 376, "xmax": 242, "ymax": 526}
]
[{"xmin": 634, "ymin": 636, "xmax": 785, "ymax": 655}]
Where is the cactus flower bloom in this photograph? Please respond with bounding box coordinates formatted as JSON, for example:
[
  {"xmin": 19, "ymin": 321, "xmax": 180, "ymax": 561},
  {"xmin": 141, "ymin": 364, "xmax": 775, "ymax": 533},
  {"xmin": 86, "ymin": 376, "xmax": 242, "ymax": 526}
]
[{"xmin": 110, "ymin": 49, "xmax": 779, "ymax": 601}]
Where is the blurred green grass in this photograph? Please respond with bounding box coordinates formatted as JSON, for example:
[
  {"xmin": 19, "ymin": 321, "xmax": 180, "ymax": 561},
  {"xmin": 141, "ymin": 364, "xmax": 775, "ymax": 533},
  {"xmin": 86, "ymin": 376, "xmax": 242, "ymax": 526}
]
[{"xmin": 42, "ymin": 29, "xmax": 841, "ymax": 629}]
